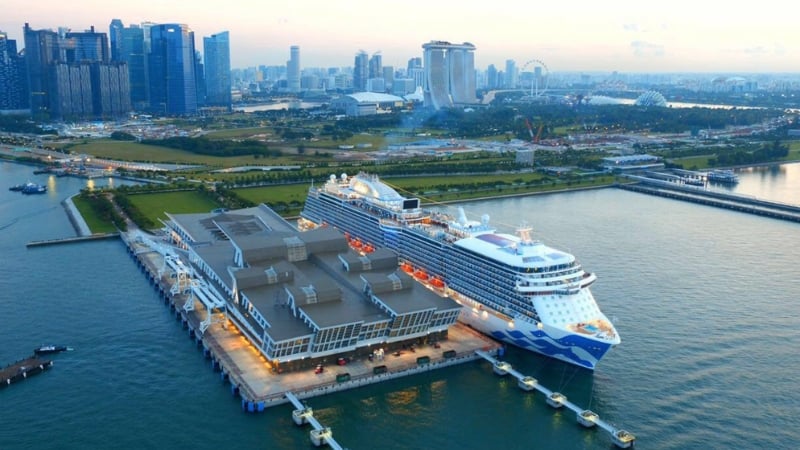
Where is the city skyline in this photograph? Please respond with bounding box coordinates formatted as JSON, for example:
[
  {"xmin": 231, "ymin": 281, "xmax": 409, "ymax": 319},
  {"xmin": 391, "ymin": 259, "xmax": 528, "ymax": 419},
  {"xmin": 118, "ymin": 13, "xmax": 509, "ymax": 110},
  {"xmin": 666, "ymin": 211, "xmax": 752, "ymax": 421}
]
[{"xmin": 1, "ymin": 0, "xmax": 799, "ymax": 74}]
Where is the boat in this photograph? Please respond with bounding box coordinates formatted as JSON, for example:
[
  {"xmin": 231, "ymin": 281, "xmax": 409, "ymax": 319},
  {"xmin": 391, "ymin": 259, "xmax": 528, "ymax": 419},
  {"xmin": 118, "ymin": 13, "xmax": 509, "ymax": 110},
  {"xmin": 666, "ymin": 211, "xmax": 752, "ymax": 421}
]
[
  {"xmin": 33, "ymin": 345, "xmax": 72, "ymax": 355},
  {"xmin": 707, "ymin": 169, "xmax": 739, "ymax": 184},
  {"xmin": 9, "ymin": 183, "xmax": 25, "ymax": 191},
  {"xmin": 300, "ymin": 173, "xmax": 620, "ymax": 370},
  {"xmin": 21, "ymin": 182, "xmax": 47, "ymax": 194}
]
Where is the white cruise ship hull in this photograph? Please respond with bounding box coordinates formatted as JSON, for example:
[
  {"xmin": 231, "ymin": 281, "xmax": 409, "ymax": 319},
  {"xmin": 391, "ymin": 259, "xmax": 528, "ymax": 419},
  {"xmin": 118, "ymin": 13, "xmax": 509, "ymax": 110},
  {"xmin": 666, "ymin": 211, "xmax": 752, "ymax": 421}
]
[{"xmin": 457, "ymin": 304, "xmax": 613, "ymax": 370}]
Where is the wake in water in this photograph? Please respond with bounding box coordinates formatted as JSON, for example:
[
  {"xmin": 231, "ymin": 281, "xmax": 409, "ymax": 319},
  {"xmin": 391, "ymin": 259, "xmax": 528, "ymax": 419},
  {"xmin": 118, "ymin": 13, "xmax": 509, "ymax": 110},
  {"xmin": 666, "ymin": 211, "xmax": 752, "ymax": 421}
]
[{"xmin": 0, "ymin": 205, "xmax": 59, "ymax": 230}]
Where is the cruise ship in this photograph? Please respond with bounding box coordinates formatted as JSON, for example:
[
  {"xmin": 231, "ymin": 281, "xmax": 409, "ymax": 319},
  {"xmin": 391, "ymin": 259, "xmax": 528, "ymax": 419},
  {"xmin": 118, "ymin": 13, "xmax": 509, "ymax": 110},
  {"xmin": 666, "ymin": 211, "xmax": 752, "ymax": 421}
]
[{"xmin": 300, "ymin": 173, "xmax": 620, "ymax": 370}]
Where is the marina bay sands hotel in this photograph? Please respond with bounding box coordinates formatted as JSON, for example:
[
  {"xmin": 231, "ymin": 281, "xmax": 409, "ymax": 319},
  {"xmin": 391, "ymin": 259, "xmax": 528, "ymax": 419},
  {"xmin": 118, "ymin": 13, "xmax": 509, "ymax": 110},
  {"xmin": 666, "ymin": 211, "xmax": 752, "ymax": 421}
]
[{"xmin": 422, "ymin": 40, "xmax": 477, "ymax": 110}]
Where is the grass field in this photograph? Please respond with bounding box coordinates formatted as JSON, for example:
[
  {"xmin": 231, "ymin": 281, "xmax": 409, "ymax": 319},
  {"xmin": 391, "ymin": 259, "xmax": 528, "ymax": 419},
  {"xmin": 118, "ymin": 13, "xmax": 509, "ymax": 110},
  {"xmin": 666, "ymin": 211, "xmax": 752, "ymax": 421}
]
[
  {"xmin": 127, "ymin": 190, "xmax": 221, "ymax": 223},
  {"xmin": 71, "ymin": 195, "xmax": 118, "ymax": 234},
  {"xmin": 232, "ymin": 184, "xmax": 310, "ymax": 205},
  {"xmin": 57, "ymin": 140, "xmax": 301, "ymax": 167}
]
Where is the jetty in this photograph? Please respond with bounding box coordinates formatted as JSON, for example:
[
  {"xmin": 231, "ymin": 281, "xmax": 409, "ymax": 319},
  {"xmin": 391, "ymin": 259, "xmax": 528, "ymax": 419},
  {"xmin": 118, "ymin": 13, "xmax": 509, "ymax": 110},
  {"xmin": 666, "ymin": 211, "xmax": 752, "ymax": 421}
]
[
  {"xmin": 618, "ymin": 176, "xmax": 800, "ymax": 223},
  {"xmin": 1, "ymin": 356, "xmax": 54, "ymax": 388},
  {"xmin": 476, "ymin": 350, "xmax": 636, "ymax": 448},
  {"xmin": 285, "ymin": 391, "xmax": 344, "ymax": 449},
  {"xmin": 26, "ymin": 233, "xmax": 120, "ymax": 248}
]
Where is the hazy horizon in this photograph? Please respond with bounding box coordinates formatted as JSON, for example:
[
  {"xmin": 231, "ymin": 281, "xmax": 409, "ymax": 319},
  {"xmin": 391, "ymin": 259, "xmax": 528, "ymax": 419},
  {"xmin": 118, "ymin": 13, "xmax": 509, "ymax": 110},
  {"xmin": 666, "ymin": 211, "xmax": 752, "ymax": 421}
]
[{"xmin": 2, "ymin": 0, "xmax": 799, "ymax": 75}]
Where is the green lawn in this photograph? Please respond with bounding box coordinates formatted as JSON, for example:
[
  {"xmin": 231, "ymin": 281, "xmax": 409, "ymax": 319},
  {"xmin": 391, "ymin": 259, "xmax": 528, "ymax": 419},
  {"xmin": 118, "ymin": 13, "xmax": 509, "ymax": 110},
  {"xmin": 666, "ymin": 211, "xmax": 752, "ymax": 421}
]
[
  {"xmin": 71, "ymin": 195, "xmax": 118, "ymax": 234},
  {"xmin": 127, "ymin": 190, "xmax": 221, "ymax": 223},
  {"xmin": 232, "ymin": 184, "xmax": 310, "ymax": 205},
  {"xmin": 57, "ymin": 139, "xmax": 300, "ymax": 167}
]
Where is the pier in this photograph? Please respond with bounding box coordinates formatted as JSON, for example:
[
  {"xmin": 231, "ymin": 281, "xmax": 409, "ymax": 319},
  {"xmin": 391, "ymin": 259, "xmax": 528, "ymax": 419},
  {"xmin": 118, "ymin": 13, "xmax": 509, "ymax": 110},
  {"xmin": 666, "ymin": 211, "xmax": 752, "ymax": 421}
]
[
  {"xmin": 1, "ymin": 356, "xmax": 54, "ymax": 388},
  {"xmin": 284, "ymin": 392, "xmax": 344, "ymax": 449},
  {"xmin": 121, "ymin": 230, "xmax": 501, "ymax": 416},
  {"xmin": 618, "ymin": 177, "xmax": 800, "ymax": 223},
  {"xmin": 27, "ymin": 233, "xmax": 120, "ymax": 248},
  {"xmin": 476, "ymin": 350, "xmax": 636, "ymax": 448}
]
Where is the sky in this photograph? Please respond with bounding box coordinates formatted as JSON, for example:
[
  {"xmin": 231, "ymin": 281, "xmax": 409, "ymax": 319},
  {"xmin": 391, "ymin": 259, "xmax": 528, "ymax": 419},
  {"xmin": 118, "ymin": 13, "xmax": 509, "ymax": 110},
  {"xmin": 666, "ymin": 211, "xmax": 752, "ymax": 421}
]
[{"xmin": 2, "ymin": 0, "xmax": 799, "ymax": 74}]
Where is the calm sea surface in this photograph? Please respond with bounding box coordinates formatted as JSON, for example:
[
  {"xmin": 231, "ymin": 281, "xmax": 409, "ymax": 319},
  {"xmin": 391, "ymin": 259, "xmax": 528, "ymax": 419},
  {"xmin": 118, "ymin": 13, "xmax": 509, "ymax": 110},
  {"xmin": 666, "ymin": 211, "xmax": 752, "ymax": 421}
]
[{"xmin": 1, "ymin": 161, "xmax": 799, "ymax": 449}]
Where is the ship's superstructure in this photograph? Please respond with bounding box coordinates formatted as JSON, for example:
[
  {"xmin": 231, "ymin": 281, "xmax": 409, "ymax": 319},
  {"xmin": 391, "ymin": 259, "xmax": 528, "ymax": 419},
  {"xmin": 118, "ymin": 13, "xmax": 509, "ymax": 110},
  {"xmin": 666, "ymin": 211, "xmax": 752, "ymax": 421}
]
[{"xmin": 301, "ymin": 173, "xmax": 620, "ymax": 369}]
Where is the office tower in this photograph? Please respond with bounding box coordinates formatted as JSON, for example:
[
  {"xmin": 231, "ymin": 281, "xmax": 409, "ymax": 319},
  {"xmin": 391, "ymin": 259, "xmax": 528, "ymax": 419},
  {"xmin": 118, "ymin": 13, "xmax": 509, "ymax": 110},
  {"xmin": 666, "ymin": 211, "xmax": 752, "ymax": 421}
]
[
  {"xmin": 382, "ymin": 65, "xmax": 394, "ymax": 92},
  {"xmin": 195, "ymin": 51, "xmax": 205, "ymax": 107},
  {"xmin": 353, "ymin": 50, "xmax": 368, "ymax": 91},
  {"xmin": 63, "ymin": 26, "xmax": 109, "ymax": 63},
  {"xmin": 0, "ymin": 31, "xmax": 28, "ymax": 110},
  {"xmin": 109, "ymin": 19, "xmax": 123, "ymax": 61},
  {"xmin": 421, "ymin": 40, "xmax": 477, "ymax": 110},
  {"xmin": 504, "ymin": 59, "xmax": 517, "ymax": 88},
  {"xmin": 487, "ymin": 64, "xmax": 498, "ymax": 89},
  {"xmin": 203, "ymin": 31, "xmax": 231, "ymax": 108},
  {"xmin": 287, "ymin": 45, "xmax": 300, "ymax": 93},
  {"xmin": 368, "ymin": 52, "xmax": 382, "ymax": 79},
  {"xmin": 117, "ymin": 23, "xmax": 147, "ymax": 108},
  {"xmin": 148, "ymin": 23, "xmax": 197, "ymax": 115},
  {"xmin": 23, "ymin": 23, "xmax": 60, "ymax": 118},
  {"xmin": 407, "ymin": 57, "xmax": 422, "ymax": 73}
]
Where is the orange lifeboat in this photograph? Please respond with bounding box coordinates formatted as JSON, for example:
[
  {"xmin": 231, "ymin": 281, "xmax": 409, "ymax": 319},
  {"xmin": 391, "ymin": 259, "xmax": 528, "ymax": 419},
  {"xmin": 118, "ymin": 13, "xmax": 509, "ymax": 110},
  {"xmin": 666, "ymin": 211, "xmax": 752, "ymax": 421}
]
[
  {"xmin": 414, "ymin": 269, "xmax": 430, "ymax": 281},
  {"xmin": 430, "ymin": 277, "xmax": 445, "ymax": 288},
  {"xmin": 401, "ymin": 262, "xmax": 413, "ymax": 273}
]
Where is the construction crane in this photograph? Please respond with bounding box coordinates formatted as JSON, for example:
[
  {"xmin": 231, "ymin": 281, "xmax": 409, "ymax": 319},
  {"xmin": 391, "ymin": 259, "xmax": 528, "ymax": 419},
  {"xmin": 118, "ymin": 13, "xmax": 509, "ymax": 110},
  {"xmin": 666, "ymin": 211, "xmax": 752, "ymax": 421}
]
[{"xmin": 524, "ymin": 117, "xmax": 544, "ymax": 144}]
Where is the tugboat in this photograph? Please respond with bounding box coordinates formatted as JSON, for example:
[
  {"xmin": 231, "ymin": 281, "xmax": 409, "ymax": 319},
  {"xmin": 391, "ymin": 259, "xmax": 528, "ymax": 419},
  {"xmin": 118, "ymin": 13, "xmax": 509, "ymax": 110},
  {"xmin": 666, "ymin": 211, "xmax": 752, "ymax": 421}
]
[
  {"xmin": 21, "ymin": 182, "xmax": 47, "ymax": 194},
  {"xmin": 33, "ymin": 345, "xmax": 72, "ymax": 355}
]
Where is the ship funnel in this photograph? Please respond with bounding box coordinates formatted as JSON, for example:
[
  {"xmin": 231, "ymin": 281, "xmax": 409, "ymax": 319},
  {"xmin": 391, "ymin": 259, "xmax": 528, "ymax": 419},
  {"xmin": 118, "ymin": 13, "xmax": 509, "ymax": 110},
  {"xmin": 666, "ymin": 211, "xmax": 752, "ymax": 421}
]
[{"xmin": 457, "ymin": 207, "xmax": 468, "ymax": 225}]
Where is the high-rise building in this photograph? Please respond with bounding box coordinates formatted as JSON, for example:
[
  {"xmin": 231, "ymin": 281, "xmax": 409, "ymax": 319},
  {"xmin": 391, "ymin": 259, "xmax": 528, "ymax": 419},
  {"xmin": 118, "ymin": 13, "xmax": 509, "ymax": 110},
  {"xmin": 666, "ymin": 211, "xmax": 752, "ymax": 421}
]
[
  {"xmin": 422, "ymin": 40, "xmax": 477, "ymax": 110},
  {"xmin": 117, "ymin": 23, "xmax": 147, "ymax": 109},
  {"xmin": 63, "ymin": 26, "xmax": 109, "ymax": 63},
  {"xmin": 194, "ymin": 50, "xmax": 205, "ymax": 107},
  {"xmin": 353, "ymin": 50, "xmax": 368, "ymax": 91},
  {"xmin": 23, "ymin": 23, "xmax": 60, "ymax": 118},
  {"xmin": 382, "ymin": 65, "xmax": 394, "ymax": 92},
  {"xmin": 0, "ymin": 31, "xmax": 28, "ymax": 111},
  {"xmin": 368, "ymin": 52, "xmax": 382, "ymax": 79},
  {"xmin": 504, "ymin": 59, "xmax": 517, "ymax": 88},
  {"xmin": 287, "ymin": 45, "xmax": 300, "ymax": 93},
  {"xmin": 203, "ymin": 31, "xmax": 231, "ymax": 108},
  {"xmin": 487, "ymin": 64, "xmax": 498, "ymax": 89},
  {"xmin": 148, "ymin": 23, "xmax": 197, "ymax": 115},
  {"xmin": 109, "ymin": 19, "xmax": 124, "ymax": 62}
]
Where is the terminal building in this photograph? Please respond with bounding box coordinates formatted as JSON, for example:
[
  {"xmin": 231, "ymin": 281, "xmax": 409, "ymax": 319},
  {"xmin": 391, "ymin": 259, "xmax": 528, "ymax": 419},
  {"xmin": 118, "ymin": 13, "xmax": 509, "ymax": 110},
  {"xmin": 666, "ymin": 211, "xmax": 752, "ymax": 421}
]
[
  {"xmin": 601, "ymin": 154, "xmax": 663, "ymax": 172},
  {"xmin": 164, "ymin": 205, "xmax": 461, "ymax": 371}
]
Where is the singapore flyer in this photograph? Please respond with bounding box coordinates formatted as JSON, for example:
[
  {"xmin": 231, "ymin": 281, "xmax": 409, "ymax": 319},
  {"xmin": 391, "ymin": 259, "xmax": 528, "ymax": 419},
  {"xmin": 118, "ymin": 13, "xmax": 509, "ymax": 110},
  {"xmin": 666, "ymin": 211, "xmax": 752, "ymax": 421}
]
[{"xmin": 520, "ymin": 59, "xmax": 549, "ymax": 97}]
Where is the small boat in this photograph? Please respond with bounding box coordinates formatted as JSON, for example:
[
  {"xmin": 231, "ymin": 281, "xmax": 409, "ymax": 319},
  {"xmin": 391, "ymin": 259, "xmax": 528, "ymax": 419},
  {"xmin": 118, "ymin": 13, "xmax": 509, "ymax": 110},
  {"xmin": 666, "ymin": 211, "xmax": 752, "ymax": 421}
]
[
  {"xmin": 33, "ymin": 345, "xmax": 72, "ymax": 355},
  {"xmin": 21, "ymin": 182, "xmax": 47, "ymax": 194}
]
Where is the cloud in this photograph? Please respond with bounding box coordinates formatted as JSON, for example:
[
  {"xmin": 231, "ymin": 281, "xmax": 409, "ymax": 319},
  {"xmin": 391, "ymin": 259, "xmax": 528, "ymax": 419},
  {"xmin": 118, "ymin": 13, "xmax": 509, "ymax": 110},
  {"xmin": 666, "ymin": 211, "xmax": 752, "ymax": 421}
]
[{"xmin": 630, "ymin": 40, "xmax": 665, "ymax": 57}]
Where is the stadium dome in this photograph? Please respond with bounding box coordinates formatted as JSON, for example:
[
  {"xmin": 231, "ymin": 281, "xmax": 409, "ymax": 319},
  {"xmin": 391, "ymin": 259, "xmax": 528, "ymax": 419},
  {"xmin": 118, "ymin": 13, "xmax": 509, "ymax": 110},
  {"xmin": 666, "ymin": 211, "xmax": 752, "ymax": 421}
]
[{"xmin": 635, "ymin": 90, "xmax": 667, "ymax": 107}]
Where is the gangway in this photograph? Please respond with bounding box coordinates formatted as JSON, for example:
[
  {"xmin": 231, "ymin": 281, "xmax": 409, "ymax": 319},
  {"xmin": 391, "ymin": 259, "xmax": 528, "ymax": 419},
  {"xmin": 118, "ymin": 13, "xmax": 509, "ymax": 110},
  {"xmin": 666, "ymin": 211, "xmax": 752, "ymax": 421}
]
[
  {"xmin": 284, "ymin": 392, "xmax": 344, "ymax": 449},
  {"xmin": 476, "ymin": 350, "xmax": 635, "ymax": 448}
]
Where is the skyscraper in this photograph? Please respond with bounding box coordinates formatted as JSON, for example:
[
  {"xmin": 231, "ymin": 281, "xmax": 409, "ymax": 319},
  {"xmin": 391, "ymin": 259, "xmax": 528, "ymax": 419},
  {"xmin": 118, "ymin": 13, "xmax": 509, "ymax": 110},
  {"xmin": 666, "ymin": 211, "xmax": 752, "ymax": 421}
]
[
  {"xmin": 422, "ymin": 40, "xmax": 477, "ymax": 110},
  {"xmin": 23, "ymin": 23, "xmax": 60, "ymax": 118},
  {"xmin": 203, "ymin": 31, "xmax": 231, "ymax": 108},
  {"xmin": 118, "ymin": 23, "xmax": 147, "ymax": 108},
  {"xmin": 368, "ymin": 52, "xmax": 382, "ymax": 79},
  {"xmin": 109, "ymin": 19, "xmax": 124, "ymax": 62},
  {"xmin": 353, "ymin": 50, "xmax": 368, "ymax": 92},
  {"xmin": 287, "ymin": 45, "xmax": 300, "ymax": 93},
  {"xmin": 504, "ymin": 59, "xmax": 517, "ymax": 88},
  {"xmin": 148, "ymin": 23, "xmax": 197, "ymax": 115},
  {"xmin": 0, "ymin": 31, "xmax": 28, "ymax": 110}
]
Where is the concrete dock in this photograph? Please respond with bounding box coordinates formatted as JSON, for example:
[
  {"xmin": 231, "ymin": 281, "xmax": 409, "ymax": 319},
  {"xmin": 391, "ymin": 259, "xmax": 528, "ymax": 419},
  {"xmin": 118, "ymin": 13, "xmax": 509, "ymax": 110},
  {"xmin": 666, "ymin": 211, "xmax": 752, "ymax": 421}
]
[{"xmin": 122, "ymin": 231, "xmax": 501, "ymax": 413}]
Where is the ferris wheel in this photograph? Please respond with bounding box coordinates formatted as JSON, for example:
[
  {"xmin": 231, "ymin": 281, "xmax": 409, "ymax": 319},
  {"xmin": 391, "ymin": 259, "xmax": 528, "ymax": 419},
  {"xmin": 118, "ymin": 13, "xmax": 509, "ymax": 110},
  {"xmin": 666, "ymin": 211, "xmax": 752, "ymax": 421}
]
[{"xmin": 520, "ymin": 59, "xmax": 549, "ymax": 97}]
